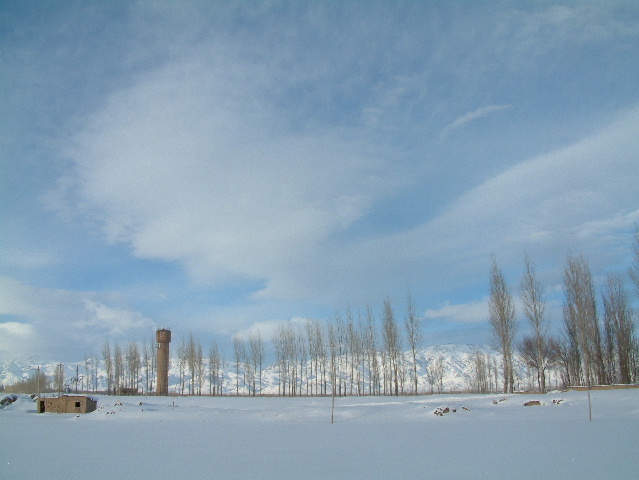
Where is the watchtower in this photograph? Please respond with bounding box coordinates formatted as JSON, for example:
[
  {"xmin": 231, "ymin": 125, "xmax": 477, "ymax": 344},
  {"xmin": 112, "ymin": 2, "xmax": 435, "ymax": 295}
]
[{"xmin": 156, "ymin": 328, "xmax": 171, "ymax": 395}]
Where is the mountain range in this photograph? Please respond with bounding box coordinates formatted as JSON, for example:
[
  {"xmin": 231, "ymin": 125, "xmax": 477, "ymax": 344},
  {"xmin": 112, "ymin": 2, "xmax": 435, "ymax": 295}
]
[{"xmin": 0, "ymin": 344, "xmax": 550, "ymax": 394}]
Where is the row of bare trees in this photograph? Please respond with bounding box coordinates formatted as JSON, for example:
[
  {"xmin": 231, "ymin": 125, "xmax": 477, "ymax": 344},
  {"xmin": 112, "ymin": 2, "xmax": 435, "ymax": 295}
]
[
  {"xmin": 232, "ymin": 332, "xmax": 264, "ymax": 396},
  {"xmin": 102, "ymin": 339, "xmax": 157, "ymax": 395},
  {"xmin": 262, "ymin": 296, "xmax": 422, "ymax": 397},
  {"xmin": 96, "ymin": 298, "xmax": 422, "ymax": 397},
  {"xmin": 490, "ymin": 231, "xmax": 639, "ymax": 393},
  {"xmin": 91, "ymin": 232, "xmax": 637, "ymax": 397}
]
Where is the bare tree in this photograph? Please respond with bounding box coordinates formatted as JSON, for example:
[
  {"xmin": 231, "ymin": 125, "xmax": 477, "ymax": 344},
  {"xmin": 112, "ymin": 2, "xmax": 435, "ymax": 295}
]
[
  {"xmin": 519, "ymin": 255, "xmax": 550, "ymax": 392},
  {"xmin": 91, "ymin": 351, "xmax": 98, "ymax": 392},
  {"xmin": 603, "ymin": 274, "xmax": 636, "ymax": 384},
  {"xmin": 518, "ymin": 336, "xmax": 553, "ymax": 391},
  {"xmin": 271, "ymin": 325, "xmax": 299, "ymax": 396},
  {"xmin": 630, "ymin": 227, "xmax": 639, "ymax": 297},
  {"xmin": 142, "ymin": 341, "xmax": 150, "ymax": 394},
  {"xmin": 346, "ymin": 310, "xmax": 357, "ymax": 395},
  {"xmin": 114, "ymin": 344, "xmax": 124, "ymax": 395},
  {"xmin": 382, "ymin": 298, "xmax": 402, "ymax": 396},
  {"xmin": 563, "ymin": 254, "xmax": 606, "ymax": 421},
  {"xmin": 83, "ymin": 354, "xmax": 91, "ymax": 393},
  {"xmin": 243, "ymin": 345, "xmax": 255, "ymax": 396},
  {"xmin": 208, "ymin": 341, "xmax": 222, "ymax": 395},
  {"xmin": 313, "ymin": 321, "xmax": 328, "ymax": 395},
  {"xmin": 549, "ymin": 333, "xmax": 577, "ymax": 388},
  {"xmin": 195, "ymin": 340, "xmax": 204, "ymax": 395},
  {"xmin": 333, "ymin": 314, "xmax": 347, "ymax": 396},
  {"xmin": 294, "ymin": 327, "xmax": 306, "ymax": 397},
  {"xmin": 364, "ymin": 306, "xmax": 380, "ymax": 395},
  {"xmin": 305, "ymin": 320, "xmax": 320, "ymax": 396},
  {"xmin": 327, "ymin": 321, "xmax": 339, "ymax": 397},
  {"xmin": 563, "ymin": 254, "xmax": 606, "ymax": 387},
  {"xmin": 488, "ymin": 257, "xmax": 517, "ymax": 393},
  {"xmin": 404, "ymin": 292, "xmax": 422, "ymax": 395},
  {"xmin": 177, "ymin": 337, "xmax": 188, "ymax": 395},
  {"xmin": 232, "ymin": 333, "xmax": 245, "ymax": 396},
  {"xmin": 102, "ymin": 341, "xmax": 113, "ymax": 395},
  {"xmin": 273, "ymin": 326, "xmax": 286, "ymax": 396},
  {"xmin": 125, "ymin": 341, "xmax": 140, "ymax": 392},
  {"xmin": 345, "ymin": 309, "xmax": 366, "ymax": 396},
  {"xmin": 54, "ymin": 363, "xmax": 65, "ymax": 394},
  {"xmin": 427, "ymin": 355, "xmax": 445, "ymax": 394},
  {"xmin": 185, "ymin": 334, "xmax": 203, "ymax": 395},
  {"xmin": 142, "ymin": 338, "xmax": 157, "ymax": 395},
  {"xmin": 472, "ymin": 350, "xmax": 489, "ymax": 393},
  {"xmin": 5, "ymin": 369, "xmax": 50, "ymax": 394},
  {"xmin": 249, "ymin": 332, "xmax": 264, "ymax": 395}
]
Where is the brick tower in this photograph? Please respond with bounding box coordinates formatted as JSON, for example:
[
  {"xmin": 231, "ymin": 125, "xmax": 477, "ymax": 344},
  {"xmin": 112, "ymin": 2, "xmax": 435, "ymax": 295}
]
[{"xmin": 156, "ymin": 328, "xmax": 171, "ymax": 395}]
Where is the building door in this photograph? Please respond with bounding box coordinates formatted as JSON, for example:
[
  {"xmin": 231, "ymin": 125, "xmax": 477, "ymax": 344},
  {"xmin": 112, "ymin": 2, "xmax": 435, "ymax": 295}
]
[{"xmin": 39, "ymin": 400, "xmax": 45, "ymax": 413}]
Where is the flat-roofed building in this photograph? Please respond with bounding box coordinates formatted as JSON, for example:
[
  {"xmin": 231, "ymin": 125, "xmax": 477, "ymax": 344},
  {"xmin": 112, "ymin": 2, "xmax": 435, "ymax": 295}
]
[{"xmin": 37, "ymin": 395, "xmax": 98, "ymax": 414}]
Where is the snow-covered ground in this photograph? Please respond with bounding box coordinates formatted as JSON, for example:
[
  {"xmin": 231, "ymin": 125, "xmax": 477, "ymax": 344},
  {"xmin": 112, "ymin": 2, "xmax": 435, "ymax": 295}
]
[{"xmin": 1, "ymin": 389, "xmax": 638, "ymax": 479}]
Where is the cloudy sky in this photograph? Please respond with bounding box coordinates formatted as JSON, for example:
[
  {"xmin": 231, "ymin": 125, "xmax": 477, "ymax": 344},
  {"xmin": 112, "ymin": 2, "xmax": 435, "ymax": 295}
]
[{"xmin": 2, "ymin": 1, "xmax": 638, "ymax": 362}]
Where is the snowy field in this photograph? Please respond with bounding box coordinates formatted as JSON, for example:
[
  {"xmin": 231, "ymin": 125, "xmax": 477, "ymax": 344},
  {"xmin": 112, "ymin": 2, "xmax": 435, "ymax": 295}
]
[{"xmin": 2, "ymin": 389, "xmax": 638, "ymax": 479}]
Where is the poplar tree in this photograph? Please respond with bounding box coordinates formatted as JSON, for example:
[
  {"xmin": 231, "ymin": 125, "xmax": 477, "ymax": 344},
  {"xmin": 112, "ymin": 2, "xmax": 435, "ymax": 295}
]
[
  {"xmin": 563, "ymin": 254, "xmax": 606, "ymax": 387},
  {"xmin": 404, "ymin": 292, "xmax": 421, "ymax": 395},
  {"xmin": 602, "ymin": 274, "xmax": 636, "ymax": 384},
  {"xmin": 488, "ymin": 257, "xmax": 517, "ymax": 393},
  {"xmin": 208, "ymin": 341, "xmax": 224, "ymax": 395},
  {"xmin": 519, "ymin": 256, "xmax": 549, "ymax": 392},
  {"xmin": 232, "ymin": 334, "xmax": 245, "ymax": 396},
  {"xmin": 382, "ymin": 298, "xmax": 401, "ymax": 396},
  {"xmin": 365, "ymin": 306, "xmax": 380, "ymax": 395},
  {"xmin": 249, "ymin": 332, "xmax": 264, "ymax": 395},
  {"xmin": 102, "ymin": 341, "xmax": 113, "ymax": 395},
  {"xmin": 114, "ymin": 344, "xmax": 123, "ymax": 395},
  {"xmin": 630, "ymin": 227, "xmax": 639, "ymax": 297}
]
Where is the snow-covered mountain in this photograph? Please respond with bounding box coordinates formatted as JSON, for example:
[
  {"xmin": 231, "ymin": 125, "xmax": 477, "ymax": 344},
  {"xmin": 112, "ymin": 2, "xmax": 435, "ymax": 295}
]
[{"xmin": 0, "ymin": 344, "xmax": 548, "ymax": 394}]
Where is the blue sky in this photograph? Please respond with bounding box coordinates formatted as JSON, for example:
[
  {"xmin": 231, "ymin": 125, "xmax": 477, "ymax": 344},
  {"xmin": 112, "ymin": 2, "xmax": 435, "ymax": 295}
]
[{"xmin": 2, "ymin": 1, "xmax": 639, "ymax": 362}]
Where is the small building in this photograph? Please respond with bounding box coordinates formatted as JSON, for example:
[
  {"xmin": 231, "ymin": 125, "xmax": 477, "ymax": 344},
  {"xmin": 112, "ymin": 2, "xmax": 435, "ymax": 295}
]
[{"xmin": 37, "ymin": 395, "xmax": 98, "ymax": 414}]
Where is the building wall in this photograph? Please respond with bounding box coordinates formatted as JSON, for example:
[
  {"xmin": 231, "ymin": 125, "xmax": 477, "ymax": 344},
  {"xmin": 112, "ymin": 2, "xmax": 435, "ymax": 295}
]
[{"xmin": 38, "ymin": 395, "xmax": 97, "ymax": 414}]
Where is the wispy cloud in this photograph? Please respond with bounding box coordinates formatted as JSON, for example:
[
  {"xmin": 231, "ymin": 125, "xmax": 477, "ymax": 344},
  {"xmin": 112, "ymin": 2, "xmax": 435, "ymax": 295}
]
[
  {"xmin": 0, "ymin": 322, "xmax": 34, "ymax": 336},
  {"xmin": 3, "ymin": 1, "xmax": 639, "ymax": 360},
  {"xmin": 59, "ymin": 49, "xmax": 405, "ymax": 298},
  {"xmin": 0, "ymin": 276, "xmax": 156, "ymax": 360},
  {"xmin": 440, "ymin": 104, "xmax": 512, "ymax": 140},
  {"xmin": 231, "ymin": 316, "xmax": 311, "ymax": 342},
  {"xmin": 75, "ymin": 301, "xmax": 154, "ymax": 336},
  {"xmin": 425, "ymin": 300, "xmax": 488, "ymax": 324},
  {"xmin": 0, "ymin": 322, "xmax": 36, "ymax": 361},
  {"xmin": 329, "ymin": 105, "xmax": 639, "ymax": 302}
]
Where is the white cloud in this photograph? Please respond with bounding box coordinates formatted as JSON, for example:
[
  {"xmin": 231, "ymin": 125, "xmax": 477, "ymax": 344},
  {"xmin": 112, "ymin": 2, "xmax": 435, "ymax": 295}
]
[
  {"xmin": 440, "ymin": 104, "xmax": 512, "ymax": 139},
  {"xmin": 75, "ymin": 300, "xmax": 154, "ymax": 336},
  {"xmin": 0, "ymin": 321, "xmax": 34, "ymax": 337},
  {"xmin": 286, "ymin": 104, "xmax": 639, "ymax": 309},
  {"xmin": 0, "ymin": 276, "xmax": 157, "ymax": 360},
  {"xmin": 231, "ymin": 316, "xmax": 311, "ymax": 342},
  {"xmin": 0, "ymin": 322, "xmax": 37, "ymax": 361},
  {"xmin": 390, "ymin": 105, "xmax": 639, "ymax": 272},
  {"xmin": 37, "ymin": 3, "xmax": 639, "ymax": 333},
  {"xmin": 61, "ymin": 52, "xmax": 400, "ymax": 299},
  {"xmin": 425, "ymin": 300, "xmax": 488, "ymax": 324}
]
